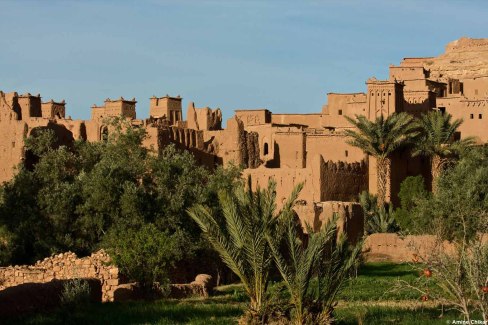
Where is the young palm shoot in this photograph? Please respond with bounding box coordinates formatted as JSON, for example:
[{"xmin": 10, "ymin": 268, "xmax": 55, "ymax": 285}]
[
  {"xmin": 268, "ymin": 211, "xmax": 363, "ymax": 324},
  {"xmin": 314, "ymin": 231, "xmax": 363, "ymax": 324},
  {"xmin": 266, "ymin": 213, "xmax": 337, "ymax": 325}
]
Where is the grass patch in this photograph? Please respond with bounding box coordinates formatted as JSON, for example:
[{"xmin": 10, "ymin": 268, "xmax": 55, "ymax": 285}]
[
  {"xmin": 336, "ymin": 305, "xmax": 460, "ymax": 325},
  {"xmin": 340, "ymin": 262, "xmax": 425, "ymax": 301},
  {"xmin": 5, "ymin": 299, "xmax": 244, "ymax": 325},
  {"xmin": 4, "ymin": 262, "xmax": 466, "ymax": 325}
]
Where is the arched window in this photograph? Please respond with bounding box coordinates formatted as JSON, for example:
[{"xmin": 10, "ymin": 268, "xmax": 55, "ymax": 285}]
[
  {"xmin": 264, "ymin": 143, "xmax": 269, "ymax": 155},
  {"xmin": 101, "ymin": 126, "xmax": 109, "ymax": 141}
]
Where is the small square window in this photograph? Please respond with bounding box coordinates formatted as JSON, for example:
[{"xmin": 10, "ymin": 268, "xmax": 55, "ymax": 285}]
[
  {"xmin": 479, "ymin": 114, "xmax": 483, "ymax": 119},
  {"xmin": 338, "ymin": 109, "xmax": 343, "ymax": 115},
  {"xmin": 470, "ymin": 114, "xmax": 474, "ymax": 119}
]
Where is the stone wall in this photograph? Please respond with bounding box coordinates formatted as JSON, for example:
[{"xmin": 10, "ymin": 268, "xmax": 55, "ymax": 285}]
[
  {"xmin": 295, "ymin": 201, "xmax": 364, "ymax": 243},
  {"xmin": 0, "ymin": 250, "xmax": 120, "ymax": 302}
]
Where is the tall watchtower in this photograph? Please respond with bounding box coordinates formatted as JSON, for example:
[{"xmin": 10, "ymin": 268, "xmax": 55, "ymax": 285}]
[
  {"xmin": 17, "ymin": 93, "xmax": 42, "ymax": 119},
  {"xmin": 149, "ymin": 95, "xmax": 182, "ymax": 125},
  {"xmin": 41, "ymin": 99, "xmax": 66, "ymax": 119},
  {"xmin": 366, "ymin": 78, "xmax": 404, "ymax": 119}
]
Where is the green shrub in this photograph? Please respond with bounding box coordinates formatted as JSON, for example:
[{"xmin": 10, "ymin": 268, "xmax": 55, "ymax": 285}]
[
  {"xmin": 0, "ymin": 225, "xmax": 14, "ymax": 265},
  {"xmin": 411, "ymin": 146, "xmax": 488, "ymax": 240},
  {"xmin": 359, "ymin": 191, "xmax": 398, "ymax": 234},
  {"xmin": 60, "ymin": 279, "xmax": 91, "ymax": 307},
  {"xmin": 104, "ymin": 223, "xmax": 183, "ymax": 294},
  {"xmin": 367, "ymin": 204, "xmax": 398, "ymax": 233},
  {"xmin": 393, "ymin": 175, "xmax": 428, "ymax": 233}
]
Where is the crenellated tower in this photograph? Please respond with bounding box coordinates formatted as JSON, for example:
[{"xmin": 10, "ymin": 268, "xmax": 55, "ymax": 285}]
[
  {"xmin": 91, "ymin": 97, "xmax": 136, "ymax": 122},
  {"xmin": 366, "ymin": 78, "xmax": 404, "ymax": 119},
  {"xmin": 149, "ymin": 95, "xmax": 182, "ymax": 125}
]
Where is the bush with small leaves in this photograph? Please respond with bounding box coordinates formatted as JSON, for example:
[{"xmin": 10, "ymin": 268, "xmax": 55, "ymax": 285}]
[{"xmin": 60, "ymin": 279, "xmax": 91, "ymax": 308}]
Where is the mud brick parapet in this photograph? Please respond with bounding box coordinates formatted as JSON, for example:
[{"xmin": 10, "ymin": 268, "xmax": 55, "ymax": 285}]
[
  {"xmin": 363, "ymin": 233, "xmax": 488, "ymax": 263},
  {"xmin": 0, "ymin": 250, "xmax": 121, "ymax": 302}
]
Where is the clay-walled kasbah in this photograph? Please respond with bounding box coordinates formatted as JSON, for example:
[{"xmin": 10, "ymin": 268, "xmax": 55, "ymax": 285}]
[{"xmin": 1, "ymin": 37, "xmax": 488, "ymax": 233}]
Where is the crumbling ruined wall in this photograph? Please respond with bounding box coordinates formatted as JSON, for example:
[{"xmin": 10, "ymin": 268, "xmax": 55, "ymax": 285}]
[
  {"xmin": 197, "ymin": 116, "xmax": 250, "ymax": 167},
  {"xmin": 240, "ymin": 131, "xmax": 261, "ymax": 169},
  {"xmin": 0, "ymin": 250, "xmax": 120, "ymax": 302},
  {"xmin": 0, "ymin": 92, "xmax": 28, "ymax": 183},
  {"xmin": 244, "ymin": 154, "xmax": 367, "ymax": 218},
  {"xmin": 0, "ymin": 91, "xmax": 101, "ymax": 183},
  {"xmin": 167, "ymin": 126, "xmax": 204, "ymax": 150},
  {"xmin": 187, "ymin": 102, "xmax": 222, "ymax": 131},
  {"xmin": 295, "ymin": 201, "xmax": 364, "ymax": 243},
  {"xmin": 0, "ymin": 251, "xmax": 215, "ymax": 304},
  {"xmin": 320, "ymin": 158, "xmax": 368, "ymax": 202}
]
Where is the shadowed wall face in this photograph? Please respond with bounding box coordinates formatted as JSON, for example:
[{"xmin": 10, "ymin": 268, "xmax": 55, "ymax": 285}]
[{"xmin": 0, "ymin": 250, "xmax": 120, "ymax": 302}]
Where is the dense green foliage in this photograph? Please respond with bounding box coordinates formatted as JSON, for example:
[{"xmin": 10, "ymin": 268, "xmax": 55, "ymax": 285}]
[
  {"xmin": 0, "ymin": 120, "xmax": 241, "ymax": 288},
  {"xmin": 267, "ymin": 214, "xmax": 334, "ymax": 324},
  {"xmin": 389, "ymin": 147, "xmax": 488, "ymax": 321},
  {"xmin": 409, "ymin": 146, "xmax": 488, "ymax": 239},
  {"xmin": 104, "ymin": 224, "xmax": 183, "ymax": 291},
  {"xmin": 367, "ymin": 204, "xmax": 397, "ymax": 234},
  {"xmin": 392, "ymin": 175, "xmax": 429, "ymax": 233},
  {"xmin": 412, "ymin": 111, "xmax": 474, "ymax": 192}
]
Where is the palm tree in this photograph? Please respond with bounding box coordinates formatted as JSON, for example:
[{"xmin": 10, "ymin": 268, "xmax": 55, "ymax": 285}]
[
  {"xmin": 187, "ymin": 177, "xmax": 302, "ymax": 321},
  {"xmin": 344, "ymin": 113, "xmax": 419, "ymax": 206},
  {"xmin": 313, "ymin": 228, "xmax": 363, "ymax": 324},
  {"xmin": 266, "ymin": 213, "xmax": 362, "ymax": 324},
  {"xmin": 413, "ymin": 111, "xmax": 475, "ymax": 193}
]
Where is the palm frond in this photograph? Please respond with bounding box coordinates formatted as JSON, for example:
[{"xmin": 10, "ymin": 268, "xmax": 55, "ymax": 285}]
[
  {"xmin": 188, "ymin": 177, "xmax": 303, "ymax": 317},
  {"xmin": 413, "ymin": 111, "xmax": 473, "ymax": 158},
  {"xmin": 344, "ymin": 112, "xmax": 418, "ymax": 158}
]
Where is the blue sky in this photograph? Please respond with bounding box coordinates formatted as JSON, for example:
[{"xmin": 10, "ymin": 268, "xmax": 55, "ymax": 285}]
[{"xmin": 1, "ymin": 0, "xmax": 487, "ymax": 121}]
